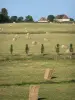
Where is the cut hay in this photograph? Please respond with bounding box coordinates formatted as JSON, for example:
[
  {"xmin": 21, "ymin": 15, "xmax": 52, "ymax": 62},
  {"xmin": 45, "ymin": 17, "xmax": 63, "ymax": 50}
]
[
  {"xmin": 12, "ymin": 38, "xmax": 17, "ymax": 41},
  {"xmin": 46, "ymin": 32, "xmax": 49, "ymax": 34},
  {"xmin": 26, "ymin": 35, "xmax": 31, "ymax": 39},
  {"xmin": 15, "ymin": 34, "xmax": 18, "ymax": 37},
  {"xmin": 32, "ymin": 41, "xmax": 37, "ymax": 45},
  {"xmin": 26, "ymin": 33, "xmax": 31, "ymax": 39},
  {"xmin": 44, "ymin": 38, "xmax": 49, "ymax": 41},
  {"xmin": 65, "ymin": 49, "xmax": 70, "ymax": 53},
  {"xmin": 13, "ymin": 22, "xmax": 16, "ymax": 23},
  {"xmin": 9, "ymin": 24, "xmax": 12, "ymax": 27},
  {"xmin": 27, "ymin": 33, "xmax": 30, "ymax": 36},
  {"xmin": 25, "ymin": 30, "xmax": 28, "ymax": 32},
  {"xmin": 61, "ymin": 45, "xmax": 68, "ymax": 49},
  {"xmin": 12, "ymin": 34, "xmax": 19, "ymax": 41}
]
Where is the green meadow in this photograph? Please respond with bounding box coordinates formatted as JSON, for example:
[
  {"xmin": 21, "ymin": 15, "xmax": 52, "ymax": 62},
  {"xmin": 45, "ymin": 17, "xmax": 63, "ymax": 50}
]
[{"xmin": 0, "ymin": 23, "xmax": 75, "ymax": 100}]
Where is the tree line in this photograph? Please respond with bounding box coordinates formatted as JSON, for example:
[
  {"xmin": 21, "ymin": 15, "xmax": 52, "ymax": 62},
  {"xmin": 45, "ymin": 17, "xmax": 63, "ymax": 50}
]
[
  {"xmin": 0, "ymin": 8, "xmax": 34, "ymax": 23},
  {"xmin": 0, "ymin": 8, "xmax": 74, "ymax": 23}
]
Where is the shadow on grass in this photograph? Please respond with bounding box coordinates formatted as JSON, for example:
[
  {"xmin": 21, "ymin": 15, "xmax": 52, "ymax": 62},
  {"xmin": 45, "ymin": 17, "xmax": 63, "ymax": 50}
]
[
  {"xmin": 0, "ymin": 80, "xmax": 75, "ymax": 87},
  {"xmin": 0, "ymin": 54, "xmax": 55, "ymax": 62},
  {"xmin": 0, "ymin": 31, "xmax": 75, "ymax": 34},
  {"xmin": 0, "ymin": 53, "xmax": 75, "ymax": 62},
  {"xmin": 51, "ymin": 76, "xmax": 57, "ymax": 79},
  {"xmin": 38, "ymin": 98, "xmax": 46, "ymax": 100}
]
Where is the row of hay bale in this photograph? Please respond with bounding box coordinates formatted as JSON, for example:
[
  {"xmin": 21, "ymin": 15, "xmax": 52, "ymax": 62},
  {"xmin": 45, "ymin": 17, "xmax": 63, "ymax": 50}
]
[
  {"xmin": 12, "ymin": 32, "xmax": 74, "ymax": 51},
  {"xmin": 29, "ymin": 68, "xmax": 54, "ymax": 100},
  {"xmin": 12, "ymin": 34, "xmax": 39, "ymax": 45},
  {"xmin": 12, "ymin": 32, "xmax": 49, "ymax": 46},
  {"xmin": 11, "ymin": 28, "xmax": 50, "ymax": 46},
  {"xmin": 12, "ymin": 34, "xmax": 72, "ymax": 51}
]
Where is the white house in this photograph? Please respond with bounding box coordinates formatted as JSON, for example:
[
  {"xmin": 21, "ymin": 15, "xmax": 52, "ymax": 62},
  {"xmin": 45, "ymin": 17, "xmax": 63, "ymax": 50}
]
[{"xmin": 54, "ymin": 14, "xmax": 70, "ymax": 22}]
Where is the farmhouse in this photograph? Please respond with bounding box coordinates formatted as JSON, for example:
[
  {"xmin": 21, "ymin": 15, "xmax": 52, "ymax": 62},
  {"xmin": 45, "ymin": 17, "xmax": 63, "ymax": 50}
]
[
  {"xmin": 54, "ymin": 14, "xmax": 70, "ymax": 22},
  {"xmin": 38, "ymin": 17, "xmax": 48, "ymax": 23}
]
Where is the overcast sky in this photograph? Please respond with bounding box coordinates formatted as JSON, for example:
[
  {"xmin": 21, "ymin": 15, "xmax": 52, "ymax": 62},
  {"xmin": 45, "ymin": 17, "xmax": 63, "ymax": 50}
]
[{"xmin": 0, "ymin": 0, "xmax": 75, "ymax": 21}]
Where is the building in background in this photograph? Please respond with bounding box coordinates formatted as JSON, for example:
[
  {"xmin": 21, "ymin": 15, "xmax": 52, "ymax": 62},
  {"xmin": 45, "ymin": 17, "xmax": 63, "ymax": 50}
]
[
  {"xmin": 54, "ymin": 14, "xmax": 70, "ymax": 22},
  {"xmin": 38, "ymin": 17, "xmax": 48, "ymax": 23}
]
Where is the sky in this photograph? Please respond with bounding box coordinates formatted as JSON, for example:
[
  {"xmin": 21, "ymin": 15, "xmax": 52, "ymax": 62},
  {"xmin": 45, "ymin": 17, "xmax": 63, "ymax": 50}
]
[{"xmin": 0, "ymin": 0, "xmax": 75, "ymax": 21}]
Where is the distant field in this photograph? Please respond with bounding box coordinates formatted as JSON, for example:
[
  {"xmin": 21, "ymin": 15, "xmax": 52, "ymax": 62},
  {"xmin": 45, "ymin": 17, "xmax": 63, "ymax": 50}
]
[
  {"xmin": 0, "ymin": 23, "xmax": 75, "ymax": 34},
  {"xmin": 0, "ymin": 33, "xmax": 75, "ymax": 56},
  {"xmin": 0, "ymin": 23, "xmax": 75, "ymax": 100}
]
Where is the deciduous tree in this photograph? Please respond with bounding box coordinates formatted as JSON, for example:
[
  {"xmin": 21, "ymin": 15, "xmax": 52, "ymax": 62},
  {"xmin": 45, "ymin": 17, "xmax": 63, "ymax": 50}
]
[
  {"xmin": 1, "ymin": 8, "xmax": 8, "ymax": 16},
  {"xmin": 47, "ymin": 15, "xmax": 55, "ymax": 22},
  {"xmin": 18, "ymin": 16, "xmax": 24, "ymax": 22},
  {"xmin": 25, "ymin": 15, "xmax": 34, "ymax": 22},
  {"xmin": 11, "ymin": 16, "xmax": 18, "ymax": 22}
]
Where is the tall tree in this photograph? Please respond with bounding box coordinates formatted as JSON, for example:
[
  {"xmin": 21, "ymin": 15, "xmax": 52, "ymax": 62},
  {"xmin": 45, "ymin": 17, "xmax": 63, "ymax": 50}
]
[
  {"xmin": 1, "ymin": 8, "xmax": 8, "ymax": 16},
  {"xmin": 0, "ymin": 14, "xmax": 4, "ymax": 23},
  {"xmin": 0, "ymin": 14, "xmax": 9, "ymax": 23},
  {"xmin": 10, "ymin": 16, "xmax": 18, "ymax": 22},
  {"xmin": 18, "ymin": 16, "xmax": 24, "ymax": 22},
  {"xmin": 25, "ymin": 15, "xmax": 34, "ymax": 22},
  {"xmin": 47, "ymin": 15, "xmax": 55, "ymax": 22}
]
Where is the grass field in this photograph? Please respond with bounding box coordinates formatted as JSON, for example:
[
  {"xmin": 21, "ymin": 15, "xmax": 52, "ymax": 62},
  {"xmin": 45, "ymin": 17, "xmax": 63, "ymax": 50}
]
[
  {"xmin": 0, "ymin": 23, "xmax": 75, "ymax": 34},
  {"xmin": 0, "ymin": 23, "xmax": 75, "ymax": 100}
]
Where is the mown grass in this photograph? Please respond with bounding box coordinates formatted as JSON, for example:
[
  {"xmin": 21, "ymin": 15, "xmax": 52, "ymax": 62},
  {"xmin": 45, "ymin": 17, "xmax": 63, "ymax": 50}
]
[
  {"xmin": 0, "ymin": 84, "xmax": 75, "ymax": 100},
  {"xmin": 0, "ymin": 59, "xmax": 75, "ymax": 100},
  {"xmin": 0, "ymin": 33, "xmax": 75, "ymax": 55},
  {"xmin": 0, "ymin": 23, "xmax": 75, "ymax": 100},
  {"xmin": 0, "ymin": 23, "xmax": 75, "ymax": 34}
]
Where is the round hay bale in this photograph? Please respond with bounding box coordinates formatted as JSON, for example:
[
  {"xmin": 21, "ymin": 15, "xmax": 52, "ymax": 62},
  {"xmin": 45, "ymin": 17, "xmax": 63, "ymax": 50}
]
[
  {"xmin": 65, "ymin": 49, "xmax": 69, "ymax": 53},
  {"xmin": 61, "ymin": 45, "xmax": 67, "ymax": 49},
  {"xmin": 12, "ymin": 37, "xmax": 17, "ymax": 41},
  {"xmin": 9, "ymin": 24, "xmax": 12, "ymax": 27},
  {"xmin": 25, "ymin": 30, "xmax": 28, "ymax": 32},
  {"xmin": 26, "ymin": 35, "xmax": 31, "ymax": 39},
  {"xmin": 27, "ymin": 33, "xmax": 30, "ymax": 36},
  {"xmin": 61, "ymin": 45, "xmax": 65, "ymax": 48},
  {"xmin": 15, "ymin": 34, "xmax": 18, "ymax": 37},
  {"xmin": 32, "ymin": 41, "xmax": 37, "ymax": 45},
  {"xmin": 46, "ymin": 32, "xmax": 49, "ymax": 34},
  {"xmin": 13, "ymin": 22, "xmax": 16, "ymax": 23},
  {"xmin": 44, "ymin": 38, "xmax": 48, "ymax": 41}
]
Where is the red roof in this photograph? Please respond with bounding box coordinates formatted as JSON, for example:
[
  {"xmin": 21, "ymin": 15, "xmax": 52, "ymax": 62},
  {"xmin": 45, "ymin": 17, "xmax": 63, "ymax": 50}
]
[
  {"xmin": 39, "ymin": 17, "xmax": 47, "ymax": 21},
  {"xmin": 56, "ymin": 14, "xmax": 69, "ymax": 19}
]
